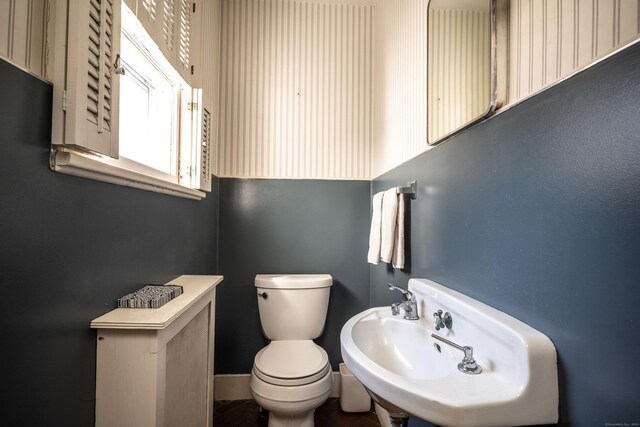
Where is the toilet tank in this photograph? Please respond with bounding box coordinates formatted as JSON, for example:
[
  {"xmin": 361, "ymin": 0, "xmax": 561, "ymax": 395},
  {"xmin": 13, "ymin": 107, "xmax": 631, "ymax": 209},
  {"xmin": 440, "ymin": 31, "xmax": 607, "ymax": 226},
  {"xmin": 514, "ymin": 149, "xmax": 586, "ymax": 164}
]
[{"xmin": 255, "ymin": 274, "xmax": 332, "ymax": 340}]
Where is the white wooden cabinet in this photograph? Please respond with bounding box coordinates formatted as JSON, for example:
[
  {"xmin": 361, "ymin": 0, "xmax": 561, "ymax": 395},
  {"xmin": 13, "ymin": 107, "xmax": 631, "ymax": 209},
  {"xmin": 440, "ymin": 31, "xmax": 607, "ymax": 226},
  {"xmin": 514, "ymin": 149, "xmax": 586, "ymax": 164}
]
[{"xmin": 91, "ymin": 275, "xmax": 222, "ymax": 427}]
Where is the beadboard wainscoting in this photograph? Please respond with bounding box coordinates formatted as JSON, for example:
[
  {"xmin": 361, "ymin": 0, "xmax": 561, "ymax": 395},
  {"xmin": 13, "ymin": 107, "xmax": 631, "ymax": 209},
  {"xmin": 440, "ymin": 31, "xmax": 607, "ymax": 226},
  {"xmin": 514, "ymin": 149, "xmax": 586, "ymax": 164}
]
[
  {"xmin": 0, "ymin": 0, "xmax": 49, "ymax": 79},
  {"xmin": 508, "ymin": 0, "xmax": 640, "ymax": 103},
  {"xmin": 217, "ymin": 0, "xmax": 374, "ymax": 179},
  {"xmin": 372, "ymin": 0, "xmax": 429, "ymax": 178}
]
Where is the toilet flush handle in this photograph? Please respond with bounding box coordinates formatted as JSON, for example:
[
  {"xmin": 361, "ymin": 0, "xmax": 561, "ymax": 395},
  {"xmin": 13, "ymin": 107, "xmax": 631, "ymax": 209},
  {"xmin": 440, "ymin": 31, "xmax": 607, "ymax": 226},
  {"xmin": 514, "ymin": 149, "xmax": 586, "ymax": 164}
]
[{"xmin": 258, "ymin": 291, "xmax": 268, "ymax": 299}]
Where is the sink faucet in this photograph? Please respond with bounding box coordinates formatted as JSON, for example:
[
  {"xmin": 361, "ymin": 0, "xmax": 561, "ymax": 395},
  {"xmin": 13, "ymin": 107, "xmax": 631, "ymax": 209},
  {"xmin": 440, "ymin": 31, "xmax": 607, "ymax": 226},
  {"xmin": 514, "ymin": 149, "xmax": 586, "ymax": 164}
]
[{"xmin": 388, "ymin": 284, "xmax": 419, "ymax": 320}]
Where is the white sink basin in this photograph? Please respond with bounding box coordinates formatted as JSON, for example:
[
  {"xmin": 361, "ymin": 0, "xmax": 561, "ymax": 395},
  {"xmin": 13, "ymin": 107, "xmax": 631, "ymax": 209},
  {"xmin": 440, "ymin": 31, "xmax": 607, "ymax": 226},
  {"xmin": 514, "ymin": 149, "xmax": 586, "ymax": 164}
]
[{"xmin": 340, "ymin": 278, "xmax": 558, "ymax": 427}]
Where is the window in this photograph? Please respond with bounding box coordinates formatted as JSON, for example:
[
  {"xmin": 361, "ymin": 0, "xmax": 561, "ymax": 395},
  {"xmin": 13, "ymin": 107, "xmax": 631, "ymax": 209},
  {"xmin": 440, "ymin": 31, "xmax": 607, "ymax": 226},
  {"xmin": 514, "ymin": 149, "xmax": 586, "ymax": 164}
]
[
  {"xmin": 49, "ymin": 0, "xmax": 214, "ymax": 199},
  {"xmin": 119, "ymin": 4, "xmax": 182, "ymax": 176}
]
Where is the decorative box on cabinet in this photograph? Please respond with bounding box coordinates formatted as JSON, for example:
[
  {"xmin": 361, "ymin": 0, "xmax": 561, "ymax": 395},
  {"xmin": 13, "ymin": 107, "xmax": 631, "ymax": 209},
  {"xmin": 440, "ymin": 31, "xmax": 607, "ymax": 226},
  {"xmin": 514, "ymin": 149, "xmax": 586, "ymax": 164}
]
[{"xmin": 91, "ymin": 275, "xmax": 222, "ymax": 427}]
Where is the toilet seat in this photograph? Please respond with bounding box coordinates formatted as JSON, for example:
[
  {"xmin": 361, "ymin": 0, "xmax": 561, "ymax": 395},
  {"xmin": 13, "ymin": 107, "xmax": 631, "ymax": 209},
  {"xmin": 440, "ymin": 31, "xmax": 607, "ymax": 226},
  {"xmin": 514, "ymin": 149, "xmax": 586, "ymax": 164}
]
[{"xmin": 253, "ymin": 340, "xmax": 330, "ymax": 386}]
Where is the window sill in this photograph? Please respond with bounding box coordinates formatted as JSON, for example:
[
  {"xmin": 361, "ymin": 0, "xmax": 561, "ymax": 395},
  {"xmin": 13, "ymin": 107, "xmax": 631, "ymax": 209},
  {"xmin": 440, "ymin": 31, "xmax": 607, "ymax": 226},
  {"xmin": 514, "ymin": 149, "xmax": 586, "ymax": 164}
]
[{"xmin": 50, "ymin": 148, "xmax": 206, "ymax": 200}]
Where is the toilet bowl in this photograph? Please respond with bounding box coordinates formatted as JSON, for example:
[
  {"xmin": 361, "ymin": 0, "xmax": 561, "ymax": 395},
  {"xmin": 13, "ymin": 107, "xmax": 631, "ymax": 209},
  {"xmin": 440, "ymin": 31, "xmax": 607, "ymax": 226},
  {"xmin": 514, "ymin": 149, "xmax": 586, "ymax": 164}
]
[{"xmin": 249, "ymin": 275, "xmax": 333, "ymax": 427}]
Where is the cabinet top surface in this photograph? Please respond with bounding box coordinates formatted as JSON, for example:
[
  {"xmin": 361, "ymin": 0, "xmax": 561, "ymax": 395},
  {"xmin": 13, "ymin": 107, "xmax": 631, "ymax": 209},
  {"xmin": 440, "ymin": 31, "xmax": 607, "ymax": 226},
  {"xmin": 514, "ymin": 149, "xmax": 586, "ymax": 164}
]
[{"xmin": 90, "ymin": 275, "xmax": 222, "ymax": 330}]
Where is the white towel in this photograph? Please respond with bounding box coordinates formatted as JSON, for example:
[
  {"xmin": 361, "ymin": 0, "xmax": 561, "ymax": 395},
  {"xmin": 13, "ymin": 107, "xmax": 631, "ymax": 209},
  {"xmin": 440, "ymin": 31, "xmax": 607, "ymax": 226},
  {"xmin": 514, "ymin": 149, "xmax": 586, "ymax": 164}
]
[
  {"xmin": 380, "ymin": 188, "xmax": 398, "ymax": 263},
  {"xmin": 392, "ymin": 194, "xmax": 406, "ymax": 269},
  {"xmin": 367, "ymin": 192, "xmax": 384, "ymax": 264}
]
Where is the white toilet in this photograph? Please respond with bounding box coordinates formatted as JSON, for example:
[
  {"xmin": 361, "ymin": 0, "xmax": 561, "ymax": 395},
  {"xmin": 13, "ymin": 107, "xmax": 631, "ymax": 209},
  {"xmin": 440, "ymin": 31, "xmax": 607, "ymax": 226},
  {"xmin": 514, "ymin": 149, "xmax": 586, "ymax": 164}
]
[{"xmin": 250, "ymin": 274, "xmax": 333, "ymax": 427}]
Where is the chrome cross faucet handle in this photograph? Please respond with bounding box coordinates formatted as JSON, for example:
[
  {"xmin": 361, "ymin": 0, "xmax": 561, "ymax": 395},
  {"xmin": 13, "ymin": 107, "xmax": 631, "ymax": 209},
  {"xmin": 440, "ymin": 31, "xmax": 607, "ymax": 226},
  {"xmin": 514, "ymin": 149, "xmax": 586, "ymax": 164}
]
[
  {"xmin": 388, "ymin": 284, "xmax": 419, "ymax": 320},
  {"xmin": 433, "ymin": 309, "xmax": 452, "ymax": 330}
]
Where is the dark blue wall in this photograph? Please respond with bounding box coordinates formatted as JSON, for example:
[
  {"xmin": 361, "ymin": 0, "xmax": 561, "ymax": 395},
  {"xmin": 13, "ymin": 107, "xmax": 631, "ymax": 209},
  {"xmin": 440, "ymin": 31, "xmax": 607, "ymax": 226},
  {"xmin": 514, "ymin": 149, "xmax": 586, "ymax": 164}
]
[
  {"xmin": 215, "ymin": 178, "xmax": 371, "ymax": 373},
  {"xmin": 0, "ymin": 59, "xmax": 219, "ymax": 427},
  {"xmin": 372, "ymin": 43, "xmax": 640, "ymax": 426}
]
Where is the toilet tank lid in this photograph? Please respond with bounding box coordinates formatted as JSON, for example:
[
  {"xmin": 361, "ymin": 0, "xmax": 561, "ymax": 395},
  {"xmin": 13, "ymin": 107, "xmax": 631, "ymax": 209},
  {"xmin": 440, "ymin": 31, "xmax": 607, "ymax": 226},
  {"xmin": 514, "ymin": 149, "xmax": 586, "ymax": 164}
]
[{"xmin": 255, "ymin": 274, "xmax": 333, "ymax": 289}]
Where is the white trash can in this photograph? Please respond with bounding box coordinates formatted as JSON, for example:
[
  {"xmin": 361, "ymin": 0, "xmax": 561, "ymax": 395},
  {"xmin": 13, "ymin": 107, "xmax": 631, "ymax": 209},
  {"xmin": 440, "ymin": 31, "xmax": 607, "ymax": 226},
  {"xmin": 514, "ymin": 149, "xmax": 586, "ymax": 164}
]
[{"xmin": 339, "ymin": 363, "xmax": 371, "ymax": 412}]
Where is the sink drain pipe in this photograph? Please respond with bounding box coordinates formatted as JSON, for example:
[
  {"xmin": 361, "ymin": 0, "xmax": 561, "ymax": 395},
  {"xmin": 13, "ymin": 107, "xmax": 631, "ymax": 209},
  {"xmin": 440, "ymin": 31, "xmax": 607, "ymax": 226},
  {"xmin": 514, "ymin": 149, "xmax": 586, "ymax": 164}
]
[{"xmin": 389, "ymin": 415, "xmax": 409, "ymax": 427}]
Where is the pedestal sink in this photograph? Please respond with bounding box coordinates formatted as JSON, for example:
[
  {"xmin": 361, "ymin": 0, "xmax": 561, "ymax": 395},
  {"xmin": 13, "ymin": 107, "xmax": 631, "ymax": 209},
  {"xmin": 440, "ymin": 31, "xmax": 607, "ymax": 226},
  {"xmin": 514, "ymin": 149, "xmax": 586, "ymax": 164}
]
[{"xmin": 340, "ymin": 278, "xmax": 558, "ymax": 427}]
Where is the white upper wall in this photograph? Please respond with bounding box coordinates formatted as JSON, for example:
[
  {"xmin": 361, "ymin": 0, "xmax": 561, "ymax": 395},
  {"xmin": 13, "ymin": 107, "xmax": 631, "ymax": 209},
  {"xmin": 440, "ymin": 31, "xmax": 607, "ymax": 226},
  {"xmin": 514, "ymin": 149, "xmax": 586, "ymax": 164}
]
[
  {"xmin": 216, "ymin": 0, "xmax": 374, "ymax": 179},
  {"xmin": 508, "ymin": 0, "xmax": 640, "ymax": 104},
  {"xmin": 371, "ymin": 0, "xmax": 640, "ymax": 179},
  {"xmin": 371, "ymin": 0, "xmax": 429, "ymax": 178},
  {"xmin": 4, "ymin": 0, "xmax": 639, "ymax": 181},
  {"xmin": 214, "ymin": 0, "xmax": 431, "ymax": 180},
  {"xmin": 0, "ymin": 0, "xmax": 50, "ymax": 80}
]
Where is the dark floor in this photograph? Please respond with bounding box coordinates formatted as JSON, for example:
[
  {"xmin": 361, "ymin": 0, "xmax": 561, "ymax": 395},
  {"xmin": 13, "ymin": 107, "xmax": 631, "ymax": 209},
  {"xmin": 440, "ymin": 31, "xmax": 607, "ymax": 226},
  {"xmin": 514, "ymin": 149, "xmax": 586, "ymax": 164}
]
[{"xmin": 213, "ymin": 397, "xmax": 381, "ymax": 427}]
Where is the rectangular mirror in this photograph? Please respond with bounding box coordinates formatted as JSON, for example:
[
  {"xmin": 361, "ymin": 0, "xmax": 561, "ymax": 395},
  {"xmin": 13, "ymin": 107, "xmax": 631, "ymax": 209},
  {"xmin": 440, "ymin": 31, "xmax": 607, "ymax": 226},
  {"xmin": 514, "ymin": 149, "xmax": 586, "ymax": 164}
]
[{"xmin": 427, "ymin": 0, "xmax": 507, "ymax": 145}]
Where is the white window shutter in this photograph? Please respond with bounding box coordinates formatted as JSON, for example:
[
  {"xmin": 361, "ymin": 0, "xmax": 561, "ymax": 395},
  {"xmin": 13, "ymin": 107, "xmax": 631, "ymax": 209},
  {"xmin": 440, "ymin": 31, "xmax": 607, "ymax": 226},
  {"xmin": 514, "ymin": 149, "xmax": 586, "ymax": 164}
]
[
  {"xmin": 134, "ymin": 0, "xmax": 193, "ymax": 84},
  {"xmin": 177, "ymin": 0, "xmax": 191, "ymax": 75},
  {"xmin": 179, "ymin": 88, "xmax": 210, "ymax": 191},
  {"xmin": 161, "ymin": 0, "xmax": 176, "ymax": 55},
  {"xmin": 135, "ymin": 0, "xmax": 158, "ymax": 45},
  {"xmin": 198, "ymin": 105, "xmax": 212, "ymax": 191},
  {"xmin": 63, "ymin": 0, "xmax": 122, "ymax": 158}
]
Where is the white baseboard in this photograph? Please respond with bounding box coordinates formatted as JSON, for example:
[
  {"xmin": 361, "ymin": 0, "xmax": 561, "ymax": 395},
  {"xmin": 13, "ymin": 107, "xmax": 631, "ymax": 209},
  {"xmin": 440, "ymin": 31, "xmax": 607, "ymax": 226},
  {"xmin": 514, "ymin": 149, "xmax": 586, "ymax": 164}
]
[
  {"xmin": 214, "ymin": 372, "xmax": 341, "ymax": 401},
  {"xmin": 214, "ymin": 374, "xmax": 252, "ymax": 400}
]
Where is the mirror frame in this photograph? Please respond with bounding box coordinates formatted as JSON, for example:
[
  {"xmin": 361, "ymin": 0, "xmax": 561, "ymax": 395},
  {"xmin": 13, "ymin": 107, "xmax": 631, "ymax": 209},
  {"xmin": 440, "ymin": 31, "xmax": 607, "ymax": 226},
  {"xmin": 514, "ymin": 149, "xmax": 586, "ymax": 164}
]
[{"xmin": 427, "ymin": 0, "xmax": 508, "ymax": 146}]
